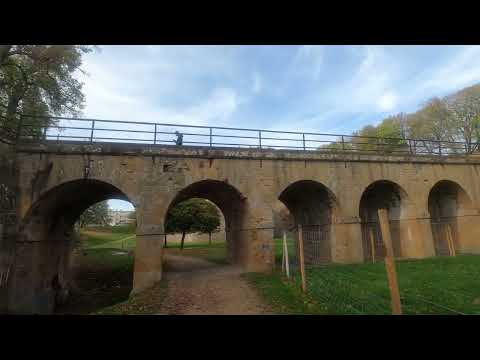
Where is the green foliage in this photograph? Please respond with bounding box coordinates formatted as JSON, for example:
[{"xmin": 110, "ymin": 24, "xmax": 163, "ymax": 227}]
[
  {"xmin": 77, "ymin": 201, "xmax": 111, "ymax": 227},
  {"xmin": 165, "ymin": 198, "xmax": 221, "ymax": 235},
  {"xmin": 0, "ymin": 45, "xmax": 95, "ymax": 139},
  {"xmin": 445, "ymin": 83, "xmax": 480, "ymax": 152},
  {"xmin": 165, "ymin": 198, "xmax": 221, "ymax": 250},
  {"xmin": 319, "ymin": 82, "xmax": 480, "ymax": 155}
]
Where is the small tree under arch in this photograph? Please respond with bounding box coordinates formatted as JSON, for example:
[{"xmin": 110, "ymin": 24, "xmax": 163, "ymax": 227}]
[{"xmin": 165, "ymin": 198, "xmax": 221, "ymax": 249}]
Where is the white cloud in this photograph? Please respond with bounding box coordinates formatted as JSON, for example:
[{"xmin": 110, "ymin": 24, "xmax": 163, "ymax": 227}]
[
  {"xmin": 73, "ymin": 45, "xmax": 480, "ymax": 145},
  {"xmin": 408, "ymin": 46, "xmax": 480, "ymax": 105},
  {"xmin": 186, "ymin": 87, "xmax": 240, "ymax": 124},
  {"xmin": 78, "ymin": 47, "xmax": 242, "ymax": 126},
  {"xmin": 377, "ymin": 92, "xmax": 398, "ymax": 111}
]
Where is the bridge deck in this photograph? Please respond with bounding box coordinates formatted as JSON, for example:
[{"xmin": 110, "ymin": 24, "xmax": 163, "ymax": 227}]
[{"xmin": 14, "ymin": 140, "xmax": 480, "ymax": 164}]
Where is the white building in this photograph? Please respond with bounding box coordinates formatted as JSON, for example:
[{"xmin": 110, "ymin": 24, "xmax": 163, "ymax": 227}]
[{"xmin": 108, "ymin": 210, "xmax": 135, "ymax": 226}]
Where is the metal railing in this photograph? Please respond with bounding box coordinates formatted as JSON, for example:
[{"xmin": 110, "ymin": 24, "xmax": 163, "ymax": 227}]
[{"xmin": 1, "ymin": 114, "xmax": 480, "ymax": 156}]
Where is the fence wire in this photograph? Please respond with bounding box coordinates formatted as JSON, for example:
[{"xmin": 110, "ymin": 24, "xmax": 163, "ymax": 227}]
[{"xmin": 277, "ymin": 216, "xmax": 480, "ymax": 315}]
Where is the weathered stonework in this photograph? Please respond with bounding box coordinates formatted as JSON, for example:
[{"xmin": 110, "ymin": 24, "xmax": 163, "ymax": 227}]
[{"xmin": 4, "ymin": 140, "xmax": 480, "ymax": 313}]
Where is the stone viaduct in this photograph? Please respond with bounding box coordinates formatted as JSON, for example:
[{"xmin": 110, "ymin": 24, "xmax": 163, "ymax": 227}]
[{"xmin": 2, "ymin": 140, "xmax": 480, "ymax": 314}]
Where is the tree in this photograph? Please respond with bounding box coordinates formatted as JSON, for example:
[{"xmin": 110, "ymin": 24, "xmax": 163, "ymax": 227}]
[
  {"xmin": 445, "ymin": 83, "xmax": 480, "ymax": 153},
  {"xmin": 0, "ymin": 45, "xmax": 95, "ymax": 140},
  {"xmin": 77, "ymin": 201, "xmax": 111, "ymax": 228},
  {"xmin": 352, "ymin": 124, "xmax": 379, "ymax": 152},
  {"xmin": 321, "ymin": 83, "xmax": 480, "ymax": 156},
  {"xmin": 165, "ymin": 198, "xmax": 221, "ymax": 249},
  {"xmin": 374, "ymin": 113, "xmax": 409, "ymax": 153},
  {"xmin": 407, "ymin": 97, "xmax": 455, "ymax": 154}
]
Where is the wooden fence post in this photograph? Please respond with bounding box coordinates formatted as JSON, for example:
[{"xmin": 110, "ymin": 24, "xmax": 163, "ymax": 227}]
[
  {"xmin": 378, "ymin": 209, "xmax": 402, "ymax": 315},
  {"xmin": 369, "ymin": 227, "xmax": 376, "ymax": 263},
  {"xmin": 283, "ymin": 230, "xmax": 290, "ymax": 278},
  {"xmin": 298, "ymin": 224, "xmax": 307, "ymax": 292},
  {"xmin": 446, "ymin": 224, "xmax": 456, "ymax": 257}
]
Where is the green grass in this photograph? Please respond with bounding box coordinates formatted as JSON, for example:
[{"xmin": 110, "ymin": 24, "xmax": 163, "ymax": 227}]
[
  {"xmin": 245, "ymin": 254, "xmax": 480, "ymax": 315},
  {"xmin": 273, "ymin": 237, "xmax": 295, "ymax": 265},
  {"xmin": 165, "ymin": 241, "xmax": 228, "ymax": 265},
  {"xmin": 79, "ymin": 228, "xmax": 135, "ymax": 249},
  {"xmin": 55, "ymin": 248, "xmax": 135, "ymax": 315}
]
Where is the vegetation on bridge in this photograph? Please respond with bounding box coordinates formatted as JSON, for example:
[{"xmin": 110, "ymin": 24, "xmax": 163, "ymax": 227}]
[{"xmin": 321, "ymin": 83, "xmax": 480, "ymax": 154}]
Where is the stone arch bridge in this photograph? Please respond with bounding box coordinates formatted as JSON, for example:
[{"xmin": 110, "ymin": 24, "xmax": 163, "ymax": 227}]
[{"xmin": 2, "ymin": 140, "xmax": 480, "ymax": 314}]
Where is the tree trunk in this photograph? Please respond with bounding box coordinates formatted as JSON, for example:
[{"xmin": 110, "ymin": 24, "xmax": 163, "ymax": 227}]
[
  {"xmin": 209, "ymin": 232, "xmax": 212, "ymax": 246},
  {"xmin": 180, "ymin": 231, "xmax": 186, "ymax": 250},
  {"xmin": 164, "ymin": 234, "xmax": 167, "ymax": 248}
]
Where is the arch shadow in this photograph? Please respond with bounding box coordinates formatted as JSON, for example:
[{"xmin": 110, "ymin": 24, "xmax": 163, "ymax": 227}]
[
  {"xmin": 13, "ymin": 179, "xmax": 135, "ymax": 314},
  {"xmin": 278, "ymin": 180, "xmax": 339, "ymax": 264},
  {"xmin": 428, "ymin": 180, "xmax": 473, "ymax": 256},
  {"xmin": 359, "ymin": 180, "xmax": 409, "ymax": 260}
]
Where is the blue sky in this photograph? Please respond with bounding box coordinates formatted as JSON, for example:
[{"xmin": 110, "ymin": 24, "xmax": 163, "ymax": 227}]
[{"xmin": 77, "ymin": 45, "xmax": 480, "ymax": 210}]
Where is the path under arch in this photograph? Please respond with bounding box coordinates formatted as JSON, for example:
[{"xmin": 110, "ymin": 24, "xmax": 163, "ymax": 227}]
[{"xmin": 157, "ymin": 253, "xmax": 272, "ymax": 315}]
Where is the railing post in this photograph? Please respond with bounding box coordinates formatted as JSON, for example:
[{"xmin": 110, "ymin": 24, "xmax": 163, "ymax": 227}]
[
  {"xmin": 302, "ymin": 133, "xmax": 306, "ymax": 151},
  {"xmin": 154, "ymin": 124, "xmax": 157, "ymax": 144},
  {"xmin": 259, "ymin": 130, "xmax": 262, "ymax": 149},
  {"xmin": 90, "ymin": 120, "xmax": 95, "ymax": 143},
  {"xmin": 210, "ymin": 127, "xmax": 213, "ymax": 147}
]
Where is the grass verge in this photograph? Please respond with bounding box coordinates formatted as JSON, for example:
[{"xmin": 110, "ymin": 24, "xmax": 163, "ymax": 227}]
[{"xmin": 245, "ymin": 254, "xmax": 480, "ymax": 315}]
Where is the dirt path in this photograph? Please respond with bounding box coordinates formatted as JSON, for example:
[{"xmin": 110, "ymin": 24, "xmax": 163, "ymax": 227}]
[{"xmin": 157, "ymin": 253, "xmax": 272, "ymax": 315}]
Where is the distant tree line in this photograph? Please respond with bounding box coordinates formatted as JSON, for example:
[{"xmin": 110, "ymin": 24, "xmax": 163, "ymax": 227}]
[{"xmin": 322, "ymin": 83, "xmax": 480, "ymax": 154}]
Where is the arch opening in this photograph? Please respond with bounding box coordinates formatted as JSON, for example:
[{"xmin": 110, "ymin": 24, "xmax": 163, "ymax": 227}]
[
  {"xmin": 164, "ymin": 180, "xmax": 246, "ymax": 267},
  {"xmin": 278, "ymin": 180, "xmax": 338, "ymax": 264},
  {"xmin": 14, "ymin": 179, "xmax": 136, "ymax": 314},
  {"xmin": 359, "ymin": 180, "xmax": 408, "ymax": 260},
  {"xmin": 428, "ymin": 180, "xmax": 472, "ymax": 256},
  {"xmin": 164, "ymin": 198, "xmax": 225, "ymax": 250}
]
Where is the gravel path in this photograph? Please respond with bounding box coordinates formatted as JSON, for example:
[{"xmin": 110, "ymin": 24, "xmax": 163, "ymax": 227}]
[{"xmin": 156, "ymin": 254, "xmax": 272, "ymax": 315}]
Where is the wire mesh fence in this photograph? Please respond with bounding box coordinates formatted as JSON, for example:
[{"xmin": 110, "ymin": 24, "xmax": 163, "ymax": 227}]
[{"xmin": 277, "ymin": 214, "xmax": 480, "ymax": 315}]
